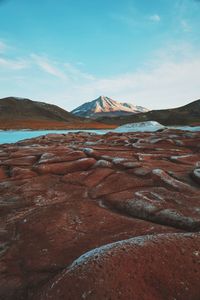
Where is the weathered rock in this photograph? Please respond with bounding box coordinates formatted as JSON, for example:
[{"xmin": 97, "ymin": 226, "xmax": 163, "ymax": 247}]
[
  {"xmin": 33, "ymin": 158, "xmax": 96, "ymax": 175},
  {"xmin": 0, "ymin": 130, "xmax": 199, "ymax": 300},
  {"xmin": 83, "ymin": 168, "xmax": 114, "ymax": 188},
  {"xmin": 152, "ymin": 168, "xmax": 197, "ymax": 193},
  {"xmin": 62, "ymin": 170, "xmax": 92, "ymax": 185},
  {"xmin": 90, "ymin": 172, "xmax": 153, "ymax": 199},
  {"xmin": 33, "ymin": 233, "xmax": 200, "ymax": 300},
  {"xmin": 1, "ymin": 156, "xmax": 38, "ymax": 166},
  {"xmin": 132, "ymin": 166, "xmax": 151, "ymax": 176},
  {"xmin": 38, "ymin": 150, "xmax": 86, "ymax": 164},
  {"xmin": 104, "ymin": 187, "xmax": 200, "ymax": 231},
  {"xmin": 192, "ymin": 168, "xmax": 200, "ymax": 185},
  {"xmin": 0, "ymin": 167, "xmax": 8, "ymax": 180},
  {"xmin": 11, "ymin": 167, "xmax": 37, "ymax": 179},
  {"xmin": 170, "ymin": 154, "xmax": 200, "ymax": 165},
  {"xmin": 93, "ymin": 159, "xmax": 113, "ymax": 168}
]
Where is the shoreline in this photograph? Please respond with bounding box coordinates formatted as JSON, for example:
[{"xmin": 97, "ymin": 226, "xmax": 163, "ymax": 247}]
[{"xmin": 0, "ymin": 127, "xmax": 114, "ymax": 132}]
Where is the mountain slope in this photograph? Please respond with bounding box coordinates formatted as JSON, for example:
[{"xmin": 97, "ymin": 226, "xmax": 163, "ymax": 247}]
[
  {"xmin": 0, "ymin": 97, "xmax": 115, "ymax": 130},
  {"xmin": 0, "ymin": 97, "xmax": 79, "ymax": 122},
  {"xmin": 97, "ymin": 99, "xmax": 200, "ymax": 126},
  {"xmin": 71, "ymin": 96, "xmax": 148, "ymax": 118}
]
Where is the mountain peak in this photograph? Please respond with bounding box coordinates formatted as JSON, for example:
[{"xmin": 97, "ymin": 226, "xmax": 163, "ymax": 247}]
[
  {"xmin": 71, "ymin": 96, "xmax": 148, "ymax": 118},
  {"xmin": 97, "ymin": 95, "xmax": 107, "ymax": 100}
]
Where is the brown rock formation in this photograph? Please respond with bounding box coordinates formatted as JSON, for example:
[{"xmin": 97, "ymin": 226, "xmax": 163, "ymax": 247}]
[{"xmin": 0, "ymin": 129, "xmax": 199, "ymax": 299}]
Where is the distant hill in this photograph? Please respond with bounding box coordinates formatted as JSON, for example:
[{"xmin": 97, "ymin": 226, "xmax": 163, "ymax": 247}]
[
  {"xmin": 97, "ymin": 99, "xmax": 200, "ymax": 126},
  {"xmin": 0, "ymin": 97, "xmax": 80, "ymax": 122},
  {"xmin": 71, "ymin": 96, "xmax": 148, "ymax": 118},
  {"xmin": 0, "ymin": 97, "xmax": 115, "ymax": 130}
]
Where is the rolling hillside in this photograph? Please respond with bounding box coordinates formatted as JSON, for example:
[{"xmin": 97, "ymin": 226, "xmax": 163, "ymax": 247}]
[
  {"xmin": 97, "ymin": 99, "xmax": 200, "ymax": 126},
  {"xmin": 0, "ymin": 97, "xmax": 115, "ymax": 130}
]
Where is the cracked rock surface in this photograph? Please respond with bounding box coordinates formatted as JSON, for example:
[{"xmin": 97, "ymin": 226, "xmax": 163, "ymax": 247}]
[{"xmin": 0, "ymin": 129, "xmax": 200, "ymax": 300}]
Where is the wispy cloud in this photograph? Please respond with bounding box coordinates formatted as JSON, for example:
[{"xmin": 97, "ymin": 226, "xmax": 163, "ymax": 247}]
[
  {"xmin": 69, "ymin": 42, "xmax": 200, "ymax": 110},
  {"xmin": 0, "ymin": 57, "xmax": 28, "ymax": 70},
  {"xmin": 11, "ymin": 47, "xmax": 200, "ymax": 112},
  {"xmin": 0, "ymin": 40, "xmax": 7, "ymax": 53},
  {"xmin": 0, "ymin": 40, "xmax": 28, "ymax": 70},
  {"xmin": 181, "ymin": 20, "xmax": 191, "ymax": 32},
  {"xmin": 0, "ymin": 38, "xmax": 199, "ymax": 112},
  {"xmin": 64, "ymin": 62, "xmax": 95, "ymax": 81},
  {"xmin": 30, "ymin": 54, "xmax": 95, "ymax": 82},
  {"xmin": 149, "ymin": 14, "xmax": 161, "ymax": 22},
  {"xmin": 31, "ymin": 54, "xmax": 68, "ymax": 80},
  {"xmin": 111, "ymin": 9, "xmax": 161, "ymax": 28}
]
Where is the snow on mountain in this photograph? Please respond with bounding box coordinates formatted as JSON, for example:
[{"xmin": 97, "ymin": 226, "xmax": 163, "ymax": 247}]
[
  {"xmin": 114, "ymin": 121, "xmax": 165, "ymax": 132},
  {"xmin": 71, "ymin": 96, "xmax": 148, "ymax": 118}
]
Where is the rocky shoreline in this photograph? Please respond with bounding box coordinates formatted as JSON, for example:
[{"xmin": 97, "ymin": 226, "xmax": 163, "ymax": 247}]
[{"xmin": 0, "ymin": 129, "xmax": 200, "ymax": 299}]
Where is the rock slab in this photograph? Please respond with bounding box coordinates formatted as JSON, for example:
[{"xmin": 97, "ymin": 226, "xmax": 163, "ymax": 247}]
[{"xmin": 0, "ymin": 129, "xmax": 199, "ymax": 300}]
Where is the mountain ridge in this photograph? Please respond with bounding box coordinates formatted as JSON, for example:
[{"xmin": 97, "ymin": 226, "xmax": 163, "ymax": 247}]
[
  {"xmin": 96, "ymin": 98, "xmax": 200, "ymax": 126},
  {"xmin": 0, "ymin": 97, "xmax": 77, "ymax": 122},
  {"xmin": 0, "ymin": 97, "xmax": 115, "ymax": 130},
  {"xmin": 71, "ymin": 96, "xmax": 148, "ymax": 118}
]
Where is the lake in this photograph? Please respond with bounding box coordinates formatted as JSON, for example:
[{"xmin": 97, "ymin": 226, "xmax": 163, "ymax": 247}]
[
  {"xmin": 0, "ymin": 130, "xmax": 109, "ymax": 144},
  {"xmin": 0, "ymin": 126, "xmax": 200, "ymax": 144}
]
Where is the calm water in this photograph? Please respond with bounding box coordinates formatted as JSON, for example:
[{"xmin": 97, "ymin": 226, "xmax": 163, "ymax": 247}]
[
  {"xmin": 0, "ymin": 130, "xmax": 109, "ymax": 144},
  {"xmin": 0, "ymin": 126, "xmax": 200, "ymax": 144}
]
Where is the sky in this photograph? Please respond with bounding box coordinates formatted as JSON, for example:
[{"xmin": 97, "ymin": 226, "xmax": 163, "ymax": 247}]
[{"xmin": 0, "ymin": 0, "xmax": 200, "ymax": 111}]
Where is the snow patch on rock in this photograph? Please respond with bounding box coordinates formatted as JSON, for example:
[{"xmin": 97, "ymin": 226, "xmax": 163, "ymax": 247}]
[{"xmin": 114, "ymin": 121, "xmax": 165, "ymax": 133}]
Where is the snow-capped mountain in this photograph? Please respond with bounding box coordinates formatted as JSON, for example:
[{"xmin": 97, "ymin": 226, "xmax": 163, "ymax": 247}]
[{"xmin": 71, "ymin": 96, "xmax": 148, "ymax": 118}]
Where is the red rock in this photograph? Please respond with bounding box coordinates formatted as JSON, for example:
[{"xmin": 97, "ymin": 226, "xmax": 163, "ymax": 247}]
[
  {"xmin": 9, "ymin": 149, "xmax": 44, "ymax": 158},
  {"xmin": 90, "ymin": 172, "xmax": 153, "ymax": 198},
  {"xmin": 11, "ymin": 167, "xmax": 37, "ymax": 179},
  {"xmin": 34, "ymin": 158, "xmax": 96, "ymax": 175},
  {"xmin": 131, "ymin": 166, "xmax": 151, "ymax": 176},
  {"xmin": 83, "ymin": 168, "xmax": 114, "ymax": 188},
  {"xmin": 33, "ymin": 233, "xmax": 200, "ymax": 300},
  {"xmin": 170, "ymin": 154, "xmax": 200, "ymax": 165},
  {"xmin": 104, "ymin": 187, "xmax": 200, "ymax": 231},
  {"xmin": 93, "ymin": 159, "xmax": 113, "ymax": 168},
  {"xmin": 121, "ymin": 161, "xmax": 141, "ymax": 168},
  {"xmin": 0, "ymin": 167, "xmax": 7, "ymax": 180},
  {"xmin": 191, "ymin": 168, "xmax": 200, "ymax": 185},
  {"xmin": 62, "ymin": 170, "xmax": 92, "ymax": 185},
  {"xmin": 152, "ymin": 168, "xmax": 197, "ymax": 193},
  {"xmin": 137, "ymin": 153, "xmax": 171, "ymax": 161},
  {"xmin": 38, "ymin": 150, "xmax": 86, "ymax": 164},
  {"xmin": 112, "ymin": 157, "xmax": 139, "ymax": 168},
  {"xmin": 1, "ymin": 182, "xmax": 176, "ymax": 300},
  {"xmin": 0, "ymin": 151, "xmax": 8, "ymax": 159},
  {"xmin": 1, "ymin": 156, "xmax": 38, "ymax": 166},
  {"xmin": 0, "ymin": 130, "xmax": 200, "ymax": 300}
]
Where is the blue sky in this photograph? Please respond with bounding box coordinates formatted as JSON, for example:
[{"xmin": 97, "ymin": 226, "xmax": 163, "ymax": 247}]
[{"xmin": 0, "ymin": 0, "xmax": 200, "ymax": 111}]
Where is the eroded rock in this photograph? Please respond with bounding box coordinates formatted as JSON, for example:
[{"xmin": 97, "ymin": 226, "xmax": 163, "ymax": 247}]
[
  {"xmin": 192, "ymin": 168, "xmax": 200, "ymax": 185},
  {"xmin": 0, "ymin": 130, "xmax": 199, "ymax": 300},
  {"xmin": 33, "ymin": 158, "xmax": 96, "ymax": 175},
  {"xmin": 33, "ymin": 233, "xmax": 200, "ymax": 300}
]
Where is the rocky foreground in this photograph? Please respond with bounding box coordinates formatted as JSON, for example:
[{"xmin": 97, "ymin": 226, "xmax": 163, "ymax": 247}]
[{"xmin": 0, "ymin": 129, "xmax": 200, "ymax": 300}]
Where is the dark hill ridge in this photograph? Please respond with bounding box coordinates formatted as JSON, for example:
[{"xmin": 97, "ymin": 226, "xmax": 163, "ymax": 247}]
[
  {"xmin": 97, "ymin": 99, "xmax": 200, "ymax": 126},
  {"xmin": 0, "ymin": 97, "xmax": 79, "ymax": 122},
  {"xmin": 0, "ymin": 97, "xmax": 116, "ymax": 130}
]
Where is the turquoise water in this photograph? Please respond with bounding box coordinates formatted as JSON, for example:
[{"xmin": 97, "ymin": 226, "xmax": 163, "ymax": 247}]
[
  {"xmin": 0, "ymin": 130, "xmax": 109, "ymax": 144},
  {"xmin": 0, "ymin": 126, "xmax": 200, "ymax": 144}
]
